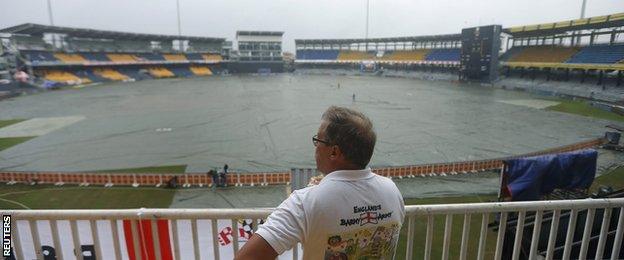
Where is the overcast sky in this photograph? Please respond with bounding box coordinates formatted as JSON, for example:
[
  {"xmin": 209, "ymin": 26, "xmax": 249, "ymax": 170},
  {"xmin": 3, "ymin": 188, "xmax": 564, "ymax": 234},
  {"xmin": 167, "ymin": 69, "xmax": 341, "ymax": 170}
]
[{"xmin": 1, "ymin": 0, "xmax": 623, "ymax": 52}]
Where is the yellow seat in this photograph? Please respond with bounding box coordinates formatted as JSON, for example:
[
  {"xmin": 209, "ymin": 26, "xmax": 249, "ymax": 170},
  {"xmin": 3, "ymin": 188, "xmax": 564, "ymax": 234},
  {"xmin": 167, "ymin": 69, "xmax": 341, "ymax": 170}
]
[
  {"xmin": 189, "ymin": 66, "xmax": 213, "ymax": 76},
  {"xmin": 54, "ymin": 53, "xmax": 88, "ymax": 63},
  {"xmin": 147, "ymin": 67, "xmax": 175, "ymax": 78},
  {"xmin": 337, "ymin": 51, "xmax": 375, "ymax": 61},
  {"xmin": 93, "ymin": 68, "xmax": 129, "ymax": 81},
  {"xmin": 202, "ymin": 54, "xmax": 223, "ymax": 61},
  {"xmin": 380, "ymin": 50, "xmax": 430, "ymax": 61},
  {"xmin": 42, "ymin": 70, "xmax": 91, "ymax": 84},
  {"xmin": 509, "ymin": 46, "xmax": 580, "ymax": 63},
  {"xmin": 107, "ymin": 54, "xmax": 139, "ymax": 62},
  {"xmin": 163, "ymin": 54, "xmax": 188, "ymax": 61}
]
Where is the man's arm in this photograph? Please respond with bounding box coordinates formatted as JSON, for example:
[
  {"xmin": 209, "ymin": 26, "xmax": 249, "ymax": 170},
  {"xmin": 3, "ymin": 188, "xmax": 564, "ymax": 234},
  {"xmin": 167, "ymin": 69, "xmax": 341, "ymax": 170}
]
[{"xmin": 235, "ymin": 233, "xmax": 278, "ymax": 260}]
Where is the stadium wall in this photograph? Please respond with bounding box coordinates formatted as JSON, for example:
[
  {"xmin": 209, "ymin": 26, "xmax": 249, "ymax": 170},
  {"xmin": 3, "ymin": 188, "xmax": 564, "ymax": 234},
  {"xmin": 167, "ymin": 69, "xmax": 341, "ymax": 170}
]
[{"xmin": 0, "ymin": 138, "xmax": 604, "ymax": 187}]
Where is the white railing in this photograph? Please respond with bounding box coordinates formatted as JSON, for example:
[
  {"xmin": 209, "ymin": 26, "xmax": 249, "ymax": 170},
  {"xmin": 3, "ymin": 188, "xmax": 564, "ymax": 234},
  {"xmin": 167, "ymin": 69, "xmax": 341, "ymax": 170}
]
[{"xmin": 3, "ymin": 198, "xmax": 624, "ymax": 260}]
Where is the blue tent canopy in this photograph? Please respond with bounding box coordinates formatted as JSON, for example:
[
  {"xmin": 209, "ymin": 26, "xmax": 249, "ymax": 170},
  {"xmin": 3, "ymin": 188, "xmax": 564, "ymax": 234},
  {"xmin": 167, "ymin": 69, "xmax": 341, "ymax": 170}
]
[{"xmin": 503, "ymin": 149, "xmax": 598, "ymax": 201}]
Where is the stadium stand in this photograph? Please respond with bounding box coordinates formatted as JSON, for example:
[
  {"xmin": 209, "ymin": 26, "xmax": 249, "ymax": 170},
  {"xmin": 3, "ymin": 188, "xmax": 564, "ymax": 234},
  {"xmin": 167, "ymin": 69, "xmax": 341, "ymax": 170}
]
[
  {"xmin": 117, "ymin": 68, "xmax": 150, "ymax": 80},
  {"xmin": 136, "ymin": 53, "xmax": 165, "ymax": 61},
  {"xmin": 296, "ymin": 50, "xmax": 340, "ymax": 60},
  {"xmin": 40, "ymin": 70, "xmax": 91, "ymax": 84},
  {"xmin": 425, "ymin": 49, "xmax": 461, "ymax": 61},
  {"xmin": 566, "ymin": 44, "xmax": 624, "ymax": 64},
  {"xmin": 189, "ymin": 66, "xmax": 213, "ymax": 76},
  {"xmin": 53, "ymin": 53, "xmax": 88, "ymax": 63},
  {"xmin": 74, "ymin": 70, "xmax": 110, "ymax": 82},
  {"xmin": 163, "ymin": 54, "xmax": 188, "ymax": 61},
  {"xmin": 169, "ymin": 66, "xmax": 195, "ymax": 77},
  {"xmin": 93, "ymin": 68, "xmax": 130, "ymax": 81},
  {"xmin": 338, "ymin": 51, "xmax": 375, "ymax": 60},
  {"xmin": 380, "ymin": 50, "xmax": 429, "ymax": 61},
  {"xmin": 202, "ymin": 54, "xmax": 223, "ymax": 61},
  {"xmin": 80, "ymin": 52, "xmax": 111, "ymax": 62},
  {"xmin": 12, "ymin": 35, "xmax": 49, "ymax": 50},
  {"xmin": 106, "ymin": 54, "xmax": 138, "ymax": 62},
  {"xmin": 185, "ymin": 53, "xmax": 205, "ymax": 61},
  {"xmin": 21, "ymin": 50, "xmax": 58, "ymax": 63},
  {"xmin": 147, "ymin": 67, "xmax": 175, "ymax": 78},
  {"xmin": 506, "ymin": 46, "xmax": 580, "ymax": 63}
]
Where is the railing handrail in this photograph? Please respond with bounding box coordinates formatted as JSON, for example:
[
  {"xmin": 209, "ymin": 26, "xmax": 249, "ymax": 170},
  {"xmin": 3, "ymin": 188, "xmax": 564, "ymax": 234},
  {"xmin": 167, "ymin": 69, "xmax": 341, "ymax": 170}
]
[{"xmin": 5, "ymin": 198, "xmax": 624, "ymax": 220}]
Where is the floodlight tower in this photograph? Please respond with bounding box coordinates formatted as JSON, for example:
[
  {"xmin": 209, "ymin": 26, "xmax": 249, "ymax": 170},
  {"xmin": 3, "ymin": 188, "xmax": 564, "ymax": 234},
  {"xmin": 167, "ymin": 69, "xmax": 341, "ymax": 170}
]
[
  {"xmin": 176, "ymin": 0, "xmax": 183, "ymax": 51},
  {"xmin": 47, "ymin": 0, "xmax": 55, "ymax": 26},
  {"xmin": 365, "ymin": 0, "xmax": 370, "ymax": 51}
]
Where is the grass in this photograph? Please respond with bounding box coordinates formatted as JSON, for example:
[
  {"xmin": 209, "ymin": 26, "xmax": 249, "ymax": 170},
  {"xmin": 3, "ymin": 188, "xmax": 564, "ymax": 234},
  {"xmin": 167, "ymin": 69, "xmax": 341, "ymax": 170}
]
[
  {"xmin": 0, "ymin": 164, "xmax": 187, "ymax": 210},
  {"xmin": 0, "ymin": 119, "xmax": 34, "ymax": 152},
  {"xmin": 546, "ymin": 99, "xmax": 624, "ymax": 122},
  {"xmin": 92, "ymin": 164, "xmax": 188, "ymax": 174},
  {"xmin": 0, "ymin": 119, "xmax": 26, "ymax": 129},
  {"xmin": 0, "ymin": 185, "xmax": 176, "ymax": 209},
  {"xmin": 0, "ymin": 136, "xmax": 35, "ymax": 151}
]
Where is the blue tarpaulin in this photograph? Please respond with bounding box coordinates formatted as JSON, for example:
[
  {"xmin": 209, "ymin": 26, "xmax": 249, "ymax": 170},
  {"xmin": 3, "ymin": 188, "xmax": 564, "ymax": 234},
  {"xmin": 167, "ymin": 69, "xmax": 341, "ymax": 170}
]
[{"xmin": 504, "ymin": 149, "xmax": 598, "ymax": 201}]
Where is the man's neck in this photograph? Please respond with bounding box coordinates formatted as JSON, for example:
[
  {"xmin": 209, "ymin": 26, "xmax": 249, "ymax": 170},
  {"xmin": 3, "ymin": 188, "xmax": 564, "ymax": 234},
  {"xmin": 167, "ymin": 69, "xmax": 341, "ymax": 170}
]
[{"xmin": 324, "ymin": 164, "xmax": 364, "ymax": 175}]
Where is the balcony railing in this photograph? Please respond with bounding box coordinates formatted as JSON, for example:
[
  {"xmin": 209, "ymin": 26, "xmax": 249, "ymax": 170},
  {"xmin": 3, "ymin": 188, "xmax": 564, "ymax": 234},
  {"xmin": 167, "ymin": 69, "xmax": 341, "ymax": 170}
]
[{"xmin": 3, "ymin": 198, "xmax": 624, "ymax": 260}]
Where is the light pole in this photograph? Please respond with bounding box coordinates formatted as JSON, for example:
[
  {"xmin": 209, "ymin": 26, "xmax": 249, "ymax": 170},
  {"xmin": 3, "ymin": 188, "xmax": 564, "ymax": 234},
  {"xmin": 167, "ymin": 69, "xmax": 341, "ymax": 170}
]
[
  {"xmin": 365, "ymin": 0, "xmax": 370, "ymax": 51},
  {"xmin": 176, "ymin": 0, "xmax": 183, "ymax": 51},
  {"xmin": 580, "ymin": 0, "xmax": 587, "ymax": 19},
  {"xmin": 46, "ymin": 0, "xmax": 55, "ymax": 26}
]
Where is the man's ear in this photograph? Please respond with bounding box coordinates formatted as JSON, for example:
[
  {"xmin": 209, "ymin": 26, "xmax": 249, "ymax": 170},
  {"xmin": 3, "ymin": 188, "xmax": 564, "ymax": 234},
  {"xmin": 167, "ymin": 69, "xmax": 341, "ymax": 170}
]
[{"xmin": 329, "ymin": 145, "xmax": 340, "ymax": 160}]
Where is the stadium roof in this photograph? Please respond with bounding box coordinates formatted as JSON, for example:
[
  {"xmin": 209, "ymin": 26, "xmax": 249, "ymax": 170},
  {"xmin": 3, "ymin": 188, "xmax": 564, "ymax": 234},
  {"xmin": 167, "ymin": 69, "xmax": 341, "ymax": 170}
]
[
  {"xmin": 504, "ymin": 12, "xmax": 624, "ymax": 37},
  {"xmin": 236, "ymin": 31, "xmax": 284, "ymax": 37},
  {"xmin": 0, "ymin": 23, "xmax": 225, "ymax": 42},
  {"xmin": 295, "ymin": 34, "xmax": 461, "ymax": 45}
]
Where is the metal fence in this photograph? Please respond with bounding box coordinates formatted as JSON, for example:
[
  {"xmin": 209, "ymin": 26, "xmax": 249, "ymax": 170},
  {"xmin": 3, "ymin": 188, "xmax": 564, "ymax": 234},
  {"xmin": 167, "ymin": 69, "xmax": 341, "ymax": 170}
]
[{"xmin": 4, "ymin": 198, "xmax": 623, "ymax": 260}]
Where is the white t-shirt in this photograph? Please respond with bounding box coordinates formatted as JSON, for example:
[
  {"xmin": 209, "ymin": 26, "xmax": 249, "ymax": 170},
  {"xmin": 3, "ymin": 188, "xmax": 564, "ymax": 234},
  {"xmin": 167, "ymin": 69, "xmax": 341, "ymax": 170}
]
[{"xmin": 256, "ymin": 168, "xmax": 405, "ymax": 259}]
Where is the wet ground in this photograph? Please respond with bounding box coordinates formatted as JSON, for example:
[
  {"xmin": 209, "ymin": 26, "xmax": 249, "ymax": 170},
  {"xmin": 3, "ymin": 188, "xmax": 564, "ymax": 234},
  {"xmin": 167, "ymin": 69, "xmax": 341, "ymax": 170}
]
[{"xmin": 0, "ymin": 74, "xmax": 614, "ymax": 173}]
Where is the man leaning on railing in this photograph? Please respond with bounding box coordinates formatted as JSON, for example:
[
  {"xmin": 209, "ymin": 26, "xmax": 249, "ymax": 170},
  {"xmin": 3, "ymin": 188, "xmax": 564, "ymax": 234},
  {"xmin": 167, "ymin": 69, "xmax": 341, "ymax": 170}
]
[{"xmin": 236, "ymin": 106, "xmax": 405, "ymax": 260}]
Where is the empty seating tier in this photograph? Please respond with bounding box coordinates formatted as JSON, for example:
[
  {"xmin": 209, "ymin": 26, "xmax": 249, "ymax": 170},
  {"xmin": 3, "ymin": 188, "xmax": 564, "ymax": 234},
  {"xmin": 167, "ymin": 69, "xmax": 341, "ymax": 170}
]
[
  {"xmin": 508, "ymin": 46, "xmax": 580, "ymax": 63},
  {"xmin": 380, "ymin": 50, "xmax": 430, "ymax": 61},
  {"xmin": 106, "ymin": 54, "xmax": 138, "ymax": 62},
  {"xmin": 425, "ymin": 49, "xmax": 461, "ymax": 61},
  {"xmin": 566, "ymin": 44, "xmax": 624, "ymax": 64},
  {"xmin": 53, "ymin": 53, "xmax": 88, "ymax": 63},
  {"xmin": 163, "ymin": 54, "xmax": 188, "ymax": 61},
  {"xmin": 147, "ymin": 67, "xmax": 175, "ymax": 78},
  {"xmin": 93, "ymin": 68, "xmax": 130, "ymax": 81},
  {"xmin": 296, "ymin": 50, "xmax": 340, "ymax": 60},
  {"xmin": 169, "ymin": 67, "xmax": 194, "ymax": 77},
  {"xmin": 189, "ymin": 66, "xmax": 213, "ymax": 76},
  {"xmin": 337, "ymin": 51, "xmax": 375, "ymax": 60},
  {"xmin": 41, "ymin": 70, "xmax": 91, "ymax": 84},
  {"xmin": 202, "ymin": 54, "xmax": 223, "ymax": 61},
  {"xmin": 21, "ymin": 50, "xmax": 58, "ymax": 63},
  {"xmin": 80, "ymin": 53, "xmax": 111, "ymax": 62}
]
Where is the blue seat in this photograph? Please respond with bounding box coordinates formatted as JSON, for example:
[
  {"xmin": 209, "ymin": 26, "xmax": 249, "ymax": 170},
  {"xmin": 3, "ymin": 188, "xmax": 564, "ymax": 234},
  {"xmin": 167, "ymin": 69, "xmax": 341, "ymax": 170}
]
[
  {"xmin": 135, "ymin": 53, "xmax": 165, "ymax": 61},
  {"xmin": 566, "ymin": 44, "xmax": 624, "ymax": 64},
  {"xmin": 425, "ymin": 49, "xmax": 461, "ymax": 61},
  {"xmin": 296, "ymin": 50, "xmax": 339, "ymax": 60},
  {"xmin": 169, "ymin": 67, "xmax": 194, "ymax": 77},
  {"xmin": 20, "ymin": 50, "xmax": 58, "ymax": 63},
  {"xmin": 185, "ymin": 53, "xmax": 204, "ymax": 61},
  {"xmin": 80, "ymin": 53, "xmax": 111, "ymax": 62}
]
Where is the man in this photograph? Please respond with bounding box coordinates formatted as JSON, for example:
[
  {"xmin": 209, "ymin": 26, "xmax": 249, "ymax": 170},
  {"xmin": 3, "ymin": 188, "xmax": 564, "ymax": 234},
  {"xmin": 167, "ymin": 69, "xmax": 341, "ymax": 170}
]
[{"xmin": 236, "ymin": 106, "xmax": 405, "ymax": 260}]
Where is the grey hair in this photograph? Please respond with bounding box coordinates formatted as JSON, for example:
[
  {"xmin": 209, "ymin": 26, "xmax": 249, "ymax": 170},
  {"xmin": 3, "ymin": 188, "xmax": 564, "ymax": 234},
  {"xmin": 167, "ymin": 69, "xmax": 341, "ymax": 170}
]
[{"xmin": 321, "ymin": 106, "xmax": 376, "ymax": 169}]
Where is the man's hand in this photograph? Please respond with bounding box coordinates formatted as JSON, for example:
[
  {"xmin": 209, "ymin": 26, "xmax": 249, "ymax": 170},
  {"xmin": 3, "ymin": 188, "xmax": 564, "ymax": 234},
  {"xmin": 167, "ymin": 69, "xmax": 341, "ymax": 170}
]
[{"xmin": 234, "ymin": 233, "xmax": 278, "ymax": 260}]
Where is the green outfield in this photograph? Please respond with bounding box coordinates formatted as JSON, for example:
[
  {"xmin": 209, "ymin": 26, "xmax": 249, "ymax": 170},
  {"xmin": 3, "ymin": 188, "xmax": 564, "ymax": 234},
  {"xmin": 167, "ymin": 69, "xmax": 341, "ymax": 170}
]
[
  {"xmin": 0, "ymin": 119, "xmax": 34, "ymax": 152},
  {"xmin": 546, "ymin": 98, "xmax": 624, "ymax": 122}
]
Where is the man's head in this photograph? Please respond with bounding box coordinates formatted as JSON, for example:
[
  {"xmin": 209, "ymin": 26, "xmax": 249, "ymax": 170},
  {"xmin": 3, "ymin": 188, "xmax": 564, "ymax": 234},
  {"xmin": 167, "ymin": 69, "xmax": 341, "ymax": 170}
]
[{"xmin": 314, "ymin": 106, "xmax": 376, "ymax": 174}]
